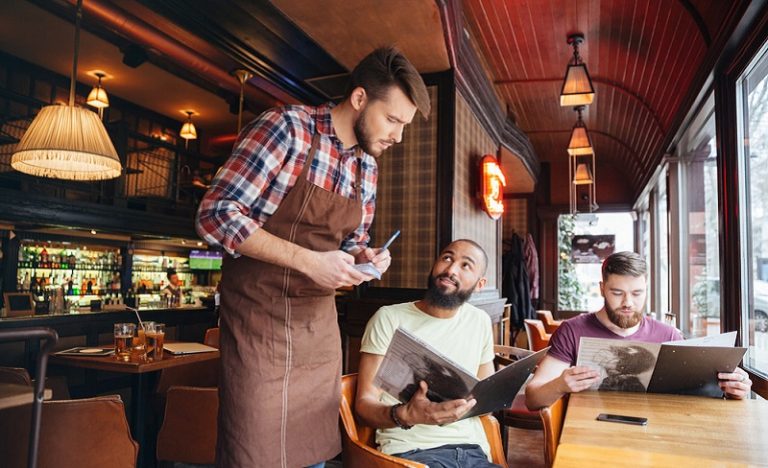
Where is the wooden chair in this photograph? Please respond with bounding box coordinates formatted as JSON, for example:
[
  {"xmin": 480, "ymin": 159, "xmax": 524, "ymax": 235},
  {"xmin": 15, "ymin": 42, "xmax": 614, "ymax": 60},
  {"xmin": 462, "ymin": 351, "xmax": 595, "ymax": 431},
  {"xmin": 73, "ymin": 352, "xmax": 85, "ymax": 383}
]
[
  {"xmin": 535, "ymin": 310, "xmax": 563, "ymax": 334},
  {"xmin": 541, "ymin": 396, "xmax": 568, "ymax": 467},
  {"xmin": 340, "ymin": 373, "xmax": 508, "ymax": 468},
  {"xmin": 156, "ymin": 386, "xmax": 218, "ymax": 466},
  {"xmin": 0, "ymin": 395, "xmax": 138, "ymax": 468},
  {"xmin": 523, "ymin": 319, "xmax": 551, "ymax": 352},
  {"xmin": 492, "ymin": 346, "xmax": 543, "ymax": 455}
]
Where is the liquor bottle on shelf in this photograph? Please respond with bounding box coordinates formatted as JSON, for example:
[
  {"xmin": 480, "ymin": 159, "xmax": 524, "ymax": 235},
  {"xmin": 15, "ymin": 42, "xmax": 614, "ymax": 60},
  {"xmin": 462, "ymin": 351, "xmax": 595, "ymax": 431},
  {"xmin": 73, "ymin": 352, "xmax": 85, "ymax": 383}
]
[{"xmin": 22, "ymin": 272, "xmax": 30, "ymax": 291}]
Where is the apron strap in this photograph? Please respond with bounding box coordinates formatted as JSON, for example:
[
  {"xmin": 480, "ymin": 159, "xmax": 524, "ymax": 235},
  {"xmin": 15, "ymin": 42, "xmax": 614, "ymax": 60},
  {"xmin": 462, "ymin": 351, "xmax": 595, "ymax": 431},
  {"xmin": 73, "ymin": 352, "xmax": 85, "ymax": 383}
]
[{"xmin": 354, "ymin": 148, "xmax": 362, "ymax": 201}]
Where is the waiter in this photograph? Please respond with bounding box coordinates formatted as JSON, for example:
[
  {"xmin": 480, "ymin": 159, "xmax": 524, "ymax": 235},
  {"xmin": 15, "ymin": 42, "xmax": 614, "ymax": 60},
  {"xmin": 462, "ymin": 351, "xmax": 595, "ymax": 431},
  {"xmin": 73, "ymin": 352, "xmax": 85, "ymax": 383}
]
[{"xmin": 196, "ymin": 47, "xmax": 430, "ymax": 468}]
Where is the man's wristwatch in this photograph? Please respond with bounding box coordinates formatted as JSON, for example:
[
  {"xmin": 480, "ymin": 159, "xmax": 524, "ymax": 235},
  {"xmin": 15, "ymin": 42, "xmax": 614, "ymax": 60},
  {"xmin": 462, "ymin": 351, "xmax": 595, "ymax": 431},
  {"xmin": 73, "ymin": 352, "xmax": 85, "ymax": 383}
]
[{"xmin": 390, "ymin": 403, "xmax": 413, "ymax": 430}]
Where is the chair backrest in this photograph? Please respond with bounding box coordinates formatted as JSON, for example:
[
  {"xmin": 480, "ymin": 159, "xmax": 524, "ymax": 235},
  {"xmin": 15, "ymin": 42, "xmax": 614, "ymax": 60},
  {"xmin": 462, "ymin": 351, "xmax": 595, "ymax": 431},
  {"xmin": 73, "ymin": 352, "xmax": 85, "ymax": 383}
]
[
  {"xmin": 0, "ymin": 366, "xmax": 32, "ymax": 386},
  {"xmin": 541, "ymin": 396, "xmax": 567, "ymax": 467},
  {"xmin": 204, "ymin": 327, "xmax": 220, "ymax": 348},
  {"xmin": 157, "ymin": 386, "xmax": 218, "ymax": 464},
  {"xmin": 535, "ymin": 310, "xmax": 562, "ymax": 334},
  {"xmin": 523, "ymin": 319, "xmax": 551, "ymax": 351},
  {"xmin": 493, "ymin": 345, "xmax": 533, "ymax": 367},
  {"xmin": 339, "ymin": 374, "xmax": 508, "ymax": 468},
  {"xmin": 0, "ymin": 395, "xmax": 138, "ymax": 468}
]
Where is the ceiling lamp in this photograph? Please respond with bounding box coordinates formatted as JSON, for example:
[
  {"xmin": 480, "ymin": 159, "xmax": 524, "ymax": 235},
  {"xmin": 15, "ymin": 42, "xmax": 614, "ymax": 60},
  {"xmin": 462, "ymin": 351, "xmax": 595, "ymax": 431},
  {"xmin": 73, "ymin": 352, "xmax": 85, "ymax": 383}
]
[
  {"xmin": 567, "ymin": 106, "xmax": 593, "ymax": 156},
  {"xmin": 180, "ymin": 110, "xmax": 197, "ymax": 148},
  {"xmin": 572, "ymin": 163, "xmax": 593, "ymax": 185},
  {"xmin": 232, "ymin": 69, "xmax": 253, "ymax": 134},
  {"xmin": 560, "ymin": 33, "xmax": 595, "ymax": 107},
  {"xmin": 569, "ymin": 152, "xmax": 597, "ymax": 214},
  {"xmin": 11, "ymin": 0, "xmax": 121, "ymax": 181},
  {"xmin": 86, "ymin": 72, "xmax": 110, "ymax": 119}
]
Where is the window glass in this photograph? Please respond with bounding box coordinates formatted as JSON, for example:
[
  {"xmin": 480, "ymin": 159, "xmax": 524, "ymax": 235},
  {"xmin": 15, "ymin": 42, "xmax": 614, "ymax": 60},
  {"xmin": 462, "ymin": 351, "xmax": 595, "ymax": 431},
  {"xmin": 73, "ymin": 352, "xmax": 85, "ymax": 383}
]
[
  {"xmin": 558, "ymin": 213, "xmax": 635, "ymax": 311},
  {"xmin": 739, "ymin": 43, "xmax": 768, "ymax": 373},
  {"xmin": 679, "ymin": 95, "xmax": 721, "ymax": 337},
  {"xmin": 655, "ymin": 172, "xmax": 671, "ymax": 320}
]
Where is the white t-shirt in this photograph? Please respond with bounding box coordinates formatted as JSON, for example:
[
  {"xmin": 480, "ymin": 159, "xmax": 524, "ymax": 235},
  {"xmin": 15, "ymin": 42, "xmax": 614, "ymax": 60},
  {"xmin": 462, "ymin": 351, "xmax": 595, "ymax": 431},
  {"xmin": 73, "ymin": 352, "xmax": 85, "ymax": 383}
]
[{"xmin": 360, "ymin": 301, "xmax": 495, "ymax": 458}]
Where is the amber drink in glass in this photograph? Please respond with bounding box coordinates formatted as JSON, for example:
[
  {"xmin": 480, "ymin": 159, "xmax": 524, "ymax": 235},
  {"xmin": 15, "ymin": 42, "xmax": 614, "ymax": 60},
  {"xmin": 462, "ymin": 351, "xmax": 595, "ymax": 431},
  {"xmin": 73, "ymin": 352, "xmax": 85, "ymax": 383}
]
[
  {"xmin": 146, "ymin": 323, "xmax": 165, "ymax": 360},
  {"xmin": 114, "ymin": 323, "xmax": 135, "ymax": 361}
]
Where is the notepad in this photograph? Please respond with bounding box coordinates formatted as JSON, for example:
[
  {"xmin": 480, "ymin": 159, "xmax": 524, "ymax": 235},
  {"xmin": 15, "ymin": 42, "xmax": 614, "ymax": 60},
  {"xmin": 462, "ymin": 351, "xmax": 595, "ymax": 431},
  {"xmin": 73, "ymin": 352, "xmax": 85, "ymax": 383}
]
[{"xmin": 163, "ymin": 342, "xmax": 218, "ymax": 355}]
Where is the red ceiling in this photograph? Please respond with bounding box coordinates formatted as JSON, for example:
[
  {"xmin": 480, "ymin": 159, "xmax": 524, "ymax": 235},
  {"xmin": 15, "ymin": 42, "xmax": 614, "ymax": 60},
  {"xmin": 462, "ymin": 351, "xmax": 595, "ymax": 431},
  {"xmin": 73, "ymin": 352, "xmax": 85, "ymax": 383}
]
[{"xmin": 463, "ymin": 0, "xmax": 737, "ymax": 198}]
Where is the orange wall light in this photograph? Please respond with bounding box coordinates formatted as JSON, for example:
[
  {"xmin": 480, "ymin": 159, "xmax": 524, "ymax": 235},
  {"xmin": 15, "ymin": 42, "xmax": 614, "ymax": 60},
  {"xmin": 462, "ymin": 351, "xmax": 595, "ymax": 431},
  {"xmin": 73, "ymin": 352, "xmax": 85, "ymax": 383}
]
[{"xmin": 479, "ymin": 155, "xmax": 506, "ymax": 220}]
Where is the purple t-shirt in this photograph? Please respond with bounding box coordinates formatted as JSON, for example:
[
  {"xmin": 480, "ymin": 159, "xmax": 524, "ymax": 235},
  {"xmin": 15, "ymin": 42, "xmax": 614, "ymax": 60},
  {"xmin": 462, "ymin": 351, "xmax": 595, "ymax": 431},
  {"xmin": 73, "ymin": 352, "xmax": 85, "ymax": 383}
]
[{"xmin": 548, "ymin": 313, "xmax": 683, "ymax": 366}]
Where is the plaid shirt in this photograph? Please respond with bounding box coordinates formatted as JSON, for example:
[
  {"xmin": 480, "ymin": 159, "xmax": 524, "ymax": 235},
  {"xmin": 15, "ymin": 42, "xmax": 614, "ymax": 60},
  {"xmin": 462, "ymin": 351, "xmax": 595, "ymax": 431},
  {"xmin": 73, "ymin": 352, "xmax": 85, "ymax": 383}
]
[{"xmin": 196, "ymin": 103, "xmax": 378, "ymax": 255}]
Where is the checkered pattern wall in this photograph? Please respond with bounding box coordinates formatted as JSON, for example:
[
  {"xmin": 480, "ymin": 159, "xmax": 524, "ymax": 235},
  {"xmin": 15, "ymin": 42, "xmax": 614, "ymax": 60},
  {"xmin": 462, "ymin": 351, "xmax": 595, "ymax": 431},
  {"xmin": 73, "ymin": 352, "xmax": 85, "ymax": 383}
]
[
  {"xmin": 373, "ymin": 86, "xmax": 439, "ymax": 288},
  {"xmin": 502, "ymin": 199, "xmax": 528, "ymax": 240},
  {"xmin": 453, "ymin": 91, "xmax": 500, "ymax": 289}
]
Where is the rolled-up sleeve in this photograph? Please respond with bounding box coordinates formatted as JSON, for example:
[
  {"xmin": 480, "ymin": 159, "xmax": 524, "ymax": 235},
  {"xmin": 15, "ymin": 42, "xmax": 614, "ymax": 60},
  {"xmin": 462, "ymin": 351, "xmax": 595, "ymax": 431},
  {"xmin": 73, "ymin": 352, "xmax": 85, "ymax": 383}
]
[
  {"xmin": 195, "ymin": 110, "xmax": 293, "ymax": 255},
  {"xmin": 341, "ymin": 155, "xmax": 377, "ymax": 252}
]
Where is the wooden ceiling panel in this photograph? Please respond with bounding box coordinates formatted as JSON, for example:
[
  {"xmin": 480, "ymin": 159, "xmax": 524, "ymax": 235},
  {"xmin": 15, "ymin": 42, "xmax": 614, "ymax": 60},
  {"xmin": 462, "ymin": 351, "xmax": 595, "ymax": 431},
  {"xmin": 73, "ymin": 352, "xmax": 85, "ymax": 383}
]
[{"xmin": 464, "ymin": 0, "xmax": 735, "ymax": 199}]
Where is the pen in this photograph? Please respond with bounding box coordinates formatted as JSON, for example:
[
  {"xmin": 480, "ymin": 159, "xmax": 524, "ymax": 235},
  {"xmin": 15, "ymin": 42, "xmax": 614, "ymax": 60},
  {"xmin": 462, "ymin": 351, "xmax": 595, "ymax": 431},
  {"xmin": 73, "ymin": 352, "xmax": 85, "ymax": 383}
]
[{"xmin": 380, "ymin": 230, "xmax": 401, "ymax": 251}]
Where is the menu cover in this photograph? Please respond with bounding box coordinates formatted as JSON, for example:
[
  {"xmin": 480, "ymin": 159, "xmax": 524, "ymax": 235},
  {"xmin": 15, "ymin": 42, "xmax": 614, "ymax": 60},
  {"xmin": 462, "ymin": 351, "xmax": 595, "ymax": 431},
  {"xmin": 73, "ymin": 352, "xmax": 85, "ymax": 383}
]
[
  {"xmin": 56, "ymin": 347, "xmax": 114, "ymax": 356},
  {"xmin": 576, "ymin": 332, "xmax": 746, "ymax": 398},
  {"xmin": 374, "ymin": 327, "xmax": 548, "ymax": 420}
]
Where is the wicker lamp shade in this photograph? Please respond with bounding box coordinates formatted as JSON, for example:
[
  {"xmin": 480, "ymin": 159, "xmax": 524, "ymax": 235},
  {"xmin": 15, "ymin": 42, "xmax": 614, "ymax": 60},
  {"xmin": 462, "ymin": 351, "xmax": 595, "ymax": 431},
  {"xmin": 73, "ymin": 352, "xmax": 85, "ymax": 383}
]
[{"xmin": 11, "ymin": 105, "xmax": 122, "ymax": 181}]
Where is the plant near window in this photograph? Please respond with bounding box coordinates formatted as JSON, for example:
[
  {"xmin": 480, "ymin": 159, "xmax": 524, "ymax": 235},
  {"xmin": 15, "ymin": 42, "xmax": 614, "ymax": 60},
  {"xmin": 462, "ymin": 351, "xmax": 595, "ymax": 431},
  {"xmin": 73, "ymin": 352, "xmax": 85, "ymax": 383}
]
[{"xmin": 558, "ymin": 214, "xmax": 586, "ymax": 310}]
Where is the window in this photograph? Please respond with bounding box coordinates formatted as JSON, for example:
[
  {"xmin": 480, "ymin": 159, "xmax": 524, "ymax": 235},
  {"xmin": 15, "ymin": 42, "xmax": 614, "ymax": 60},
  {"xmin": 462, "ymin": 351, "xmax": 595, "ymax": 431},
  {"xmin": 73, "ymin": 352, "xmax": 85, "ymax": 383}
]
[
  {"xmin": 558, "ymin": 212, "xmax": 635, "ymax": 311},
  {"xmin": 738, "ymin": 42, "xmax": 768, "ymax": 374}
]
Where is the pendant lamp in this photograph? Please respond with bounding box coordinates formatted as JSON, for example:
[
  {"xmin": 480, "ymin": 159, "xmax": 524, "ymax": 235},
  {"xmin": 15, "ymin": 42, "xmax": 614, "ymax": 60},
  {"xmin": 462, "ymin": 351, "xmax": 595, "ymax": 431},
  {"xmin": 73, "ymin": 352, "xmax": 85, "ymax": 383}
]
[
  {"xmin": 86, "ymin": 72, "xmax": 110, "ymax": 119},
  {"xmin": 567, "ymin": 106, "xmax": 594, "ymax": 156},
  {"xmin": 180, "ymin": 111, "xmax": 197, "ymax": 149},
  {"xmin": 560, "ymin": 34, "xmax": 595, "ymax": 107},
  {"xmin": 11, "ymin": 0, "xmax": 121, "ymax": 181},
  {"xmin": 232, "ymin": 69, "xmax": 253, "ymax": 134}
]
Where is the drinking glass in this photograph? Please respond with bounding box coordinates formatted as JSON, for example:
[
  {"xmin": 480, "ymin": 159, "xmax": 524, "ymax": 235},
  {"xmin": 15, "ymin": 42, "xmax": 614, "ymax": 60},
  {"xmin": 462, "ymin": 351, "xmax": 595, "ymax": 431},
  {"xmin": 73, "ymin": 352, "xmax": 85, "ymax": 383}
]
[
  {"xmin": 130, "ymin": 322, "xmax": 152, "ymax": 362},
  {"xmin": 114, "ymin": 323, "xmax": 135, "ymax": 362},
  {"xmin": 146, "ymin": 323, "xmax": 165, "ymax": 360}
]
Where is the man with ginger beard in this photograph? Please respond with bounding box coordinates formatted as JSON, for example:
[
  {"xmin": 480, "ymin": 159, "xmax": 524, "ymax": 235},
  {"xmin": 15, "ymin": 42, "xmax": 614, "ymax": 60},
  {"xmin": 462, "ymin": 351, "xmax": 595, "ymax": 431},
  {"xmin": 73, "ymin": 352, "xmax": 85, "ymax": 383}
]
[
  {"xmin": 355, "ymin": 239, "xmax": 503, "ymax": 467},
  {"xmin": 525, "ymin": 251, "xmax": 752, "ymax": 409}
]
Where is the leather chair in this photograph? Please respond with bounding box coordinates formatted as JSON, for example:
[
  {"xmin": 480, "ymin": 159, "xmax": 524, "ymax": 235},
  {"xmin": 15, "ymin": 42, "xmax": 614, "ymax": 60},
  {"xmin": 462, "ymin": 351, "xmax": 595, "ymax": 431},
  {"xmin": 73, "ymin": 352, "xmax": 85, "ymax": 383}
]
[
  {"xmin": 523, "ymin": 319, "xmax": 551, "ymax": 351},
  {"xmin": 535, "ymin": 310, "xmax": 563, "ymax": 334},
  {"xmin": 0, "ymin": 366, "xmax": 32, "ymax": 386},
  {"xmin": 541, "ymin": 396, "xmax": 567, "ymax": 467},
  {"xmin": 0, "ymin": 395, "xmax": 138, "ymax": 468},
  {"xmin": 204, "ymin": 327, "xmax": 220, "ymax": 348},
  {"xmin": 492, "ymin": 346, "xmax": 543, "ymax": 455},
  {"xmin": 156, "ymin": 385, "xmax": 218, "ymax": 466},
  {"xmin": 340, "ymin": 373, "xmax": 508, "ymax": 468}
]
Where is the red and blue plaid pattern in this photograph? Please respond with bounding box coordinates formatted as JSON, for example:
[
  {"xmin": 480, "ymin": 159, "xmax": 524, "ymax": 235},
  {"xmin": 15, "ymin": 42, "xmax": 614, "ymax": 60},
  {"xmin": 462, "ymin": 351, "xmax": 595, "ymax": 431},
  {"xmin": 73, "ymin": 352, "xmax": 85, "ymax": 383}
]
[{"xmin": 196, "ymin": 103, "xmax": 377, "ymax": 255}]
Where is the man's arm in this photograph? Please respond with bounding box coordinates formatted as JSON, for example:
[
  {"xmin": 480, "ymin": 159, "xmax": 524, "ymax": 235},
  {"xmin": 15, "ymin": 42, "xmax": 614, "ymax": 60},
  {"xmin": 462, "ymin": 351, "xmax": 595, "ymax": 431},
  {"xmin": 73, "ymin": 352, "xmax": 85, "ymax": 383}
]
[
  {"xmin": 525, "ymin": 355, "xmax": 600, "ymax": 409},
  {"xmin": 355, "ymin": 352, "xmax": 476, "ymax": 428}
]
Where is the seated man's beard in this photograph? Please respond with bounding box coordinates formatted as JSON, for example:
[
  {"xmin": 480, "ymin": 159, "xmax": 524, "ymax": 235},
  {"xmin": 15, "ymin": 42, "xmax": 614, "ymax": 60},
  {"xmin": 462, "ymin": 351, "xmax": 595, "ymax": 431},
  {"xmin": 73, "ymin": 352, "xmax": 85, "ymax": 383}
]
[
  {"xmin": 605, "ymin": 302, "xmax": 643, "ymax": 329},
  {"xmin": 424, "ymin": 273, "xmax": 475, "ymax": 309}
]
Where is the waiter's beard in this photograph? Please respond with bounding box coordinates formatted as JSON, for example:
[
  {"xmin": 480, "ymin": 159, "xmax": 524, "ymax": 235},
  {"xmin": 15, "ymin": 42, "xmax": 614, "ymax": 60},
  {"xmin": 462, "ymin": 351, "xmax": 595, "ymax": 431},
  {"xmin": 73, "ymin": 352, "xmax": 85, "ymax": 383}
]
[
  {"xmin": 423, "ymin": 273, "xmax": 476, "ymax": 309},
  {"xmin": 605, "ymin": 301, "xmax": 644, "ymax": 329},
  {"xmin": 353, "ymin": 107, "xmax": 382, "ymax": 157}
]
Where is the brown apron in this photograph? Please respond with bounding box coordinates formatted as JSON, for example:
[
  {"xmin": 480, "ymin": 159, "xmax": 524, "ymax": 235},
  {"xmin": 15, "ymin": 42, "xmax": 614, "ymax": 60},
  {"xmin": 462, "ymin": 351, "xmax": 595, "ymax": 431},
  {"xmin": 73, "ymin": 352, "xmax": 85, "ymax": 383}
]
[{"xmin": 217, "ymin": 131, "xmax": 363, "ymax": 468}]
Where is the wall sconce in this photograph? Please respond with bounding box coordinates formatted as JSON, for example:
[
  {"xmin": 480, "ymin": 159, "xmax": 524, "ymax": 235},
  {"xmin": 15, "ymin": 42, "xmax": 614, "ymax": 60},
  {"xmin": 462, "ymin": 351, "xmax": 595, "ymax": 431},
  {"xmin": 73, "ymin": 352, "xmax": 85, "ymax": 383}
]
[
  {"xmin": 567, "ymin": 106, "xmax": 593, "ymax": 156},
  {"xmin": 180, "ymin": 110, "xmax": 197, "ymax": 148},
  {"xmin": 86, "ymin": 71, "xmax": 109, "ymax": 119},
  {"xmin": 479, "ymin": 155, "xmax": 506, "ymax": 220},
  {"xmin": 11, "ymin": 0, "xmax": 121, "ymax": 181},
  {"xmin": 232, "ymin": 69, "xmax": 253, "ymax": 134},
  {"xmin": 560, "ymin": 33, "xmax": 595, "ymax": 107}
]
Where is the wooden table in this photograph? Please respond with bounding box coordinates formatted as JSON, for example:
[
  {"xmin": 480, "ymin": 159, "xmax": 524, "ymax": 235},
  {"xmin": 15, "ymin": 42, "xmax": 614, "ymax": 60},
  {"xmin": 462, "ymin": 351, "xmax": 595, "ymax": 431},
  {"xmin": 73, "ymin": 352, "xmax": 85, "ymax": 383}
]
[
  {"xmin": 554, "ymin": 391, "xmax": 768, "ymax": 467},
  {"xmin": 50, "ymin": 349, "xmax": 219, "ymax": 468}
]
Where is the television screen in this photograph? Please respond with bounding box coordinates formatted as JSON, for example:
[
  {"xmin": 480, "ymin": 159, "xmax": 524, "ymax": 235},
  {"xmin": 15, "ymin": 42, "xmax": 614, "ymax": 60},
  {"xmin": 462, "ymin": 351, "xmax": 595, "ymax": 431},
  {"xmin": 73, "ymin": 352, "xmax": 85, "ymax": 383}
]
[{"xmin": 189, "ymin": 250, "xmax": 223, "ymax": 270}]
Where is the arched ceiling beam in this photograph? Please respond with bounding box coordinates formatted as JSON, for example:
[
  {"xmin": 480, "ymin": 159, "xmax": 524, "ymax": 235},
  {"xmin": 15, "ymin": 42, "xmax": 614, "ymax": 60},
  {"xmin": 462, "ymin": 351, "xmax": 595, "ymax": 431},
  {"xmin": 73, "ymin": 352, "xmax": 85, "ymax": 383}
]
[
  {"xmin": 493, "ymin": 77, "xmax": 665, "ymax": 137},
  {"xmin": 677, "ymin": 0, "xmax": 711, "ymax": 46}
]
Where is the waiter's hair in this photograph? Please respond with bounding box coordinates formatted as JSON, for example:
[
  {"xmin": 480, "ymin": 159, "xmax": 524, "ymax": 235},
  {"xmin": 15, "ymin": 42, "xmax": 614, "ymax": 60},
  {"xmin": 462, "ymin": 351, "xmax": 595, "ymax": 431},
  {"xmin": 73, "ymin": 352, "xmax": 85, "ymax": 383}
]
[
  {"xmin": 345, "ymin": 46, "xmax": 430, "ymax": 119},
  {"xmin": 601, "ymin": 251, "xmax": 646, "ymax": 281},
  {"xmin": 444, "ymin": 239, "xmax": 488, "ymax": 276},
  {"xmin": 166, "ymin": 268, "xmax": 177, "ymax": 279}
]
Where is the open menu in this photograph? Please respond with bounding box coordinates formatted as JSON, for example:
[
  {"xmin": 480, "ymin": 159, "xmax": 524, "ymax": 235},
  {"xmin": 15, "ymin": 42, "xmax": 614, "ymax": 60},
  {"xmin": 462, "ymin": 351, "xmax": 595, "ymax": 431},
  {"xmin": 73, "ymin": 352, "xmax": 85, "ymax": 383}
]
[
  {"xmin": 576, "ymin": 331, "xmax": 747, "ymax": 398},
  {"xmin": 373, "ymin": 327, "xmax": 547, "ymax": 420}
]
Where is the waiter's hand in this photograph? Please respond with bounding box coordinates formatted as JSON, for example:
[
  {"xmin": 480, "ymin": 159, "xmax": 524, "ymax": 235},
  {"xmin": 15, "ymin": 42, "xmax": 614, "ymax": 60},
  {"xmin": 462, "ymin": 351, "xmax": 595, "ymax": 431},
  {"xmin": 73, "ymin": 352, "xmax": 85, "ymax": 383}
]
[
  {"xmin": 302, "ymin": 250, "xmax": 373, "ymax": 289},
  {"xmin": 354, "ymin": 247, "xmax": 392, "ymax": 274}
]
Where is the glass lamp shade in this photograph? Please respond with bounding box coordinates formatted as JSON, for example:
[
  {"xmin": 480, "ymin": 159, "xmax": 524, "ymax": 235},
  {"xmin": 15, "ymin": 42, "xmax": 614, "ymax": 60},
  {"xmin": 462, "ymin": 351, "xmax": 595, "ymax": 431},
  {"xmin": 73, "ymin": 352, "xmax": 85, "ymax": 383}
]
[
  {"xmin": 180, "ymin": 120, "xmax": 197, "ymax": 140},
  {"xmin": 572, "ymin": 163, "xmax": 594, "ymax": 185},
  {"xmin": 86, "ymin": 85, "xmax": 109, "ymax": 108},
  {"xmin": 567, "ymin": 125, "xmax": 594, "ymax": 156},
  {"xmin": 560, "ymin": 63, "xmax": 595, "ymax": 107},
  {"xmin": 11, "ymin": 105, "xmax": 122, "ymax": 180}
]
